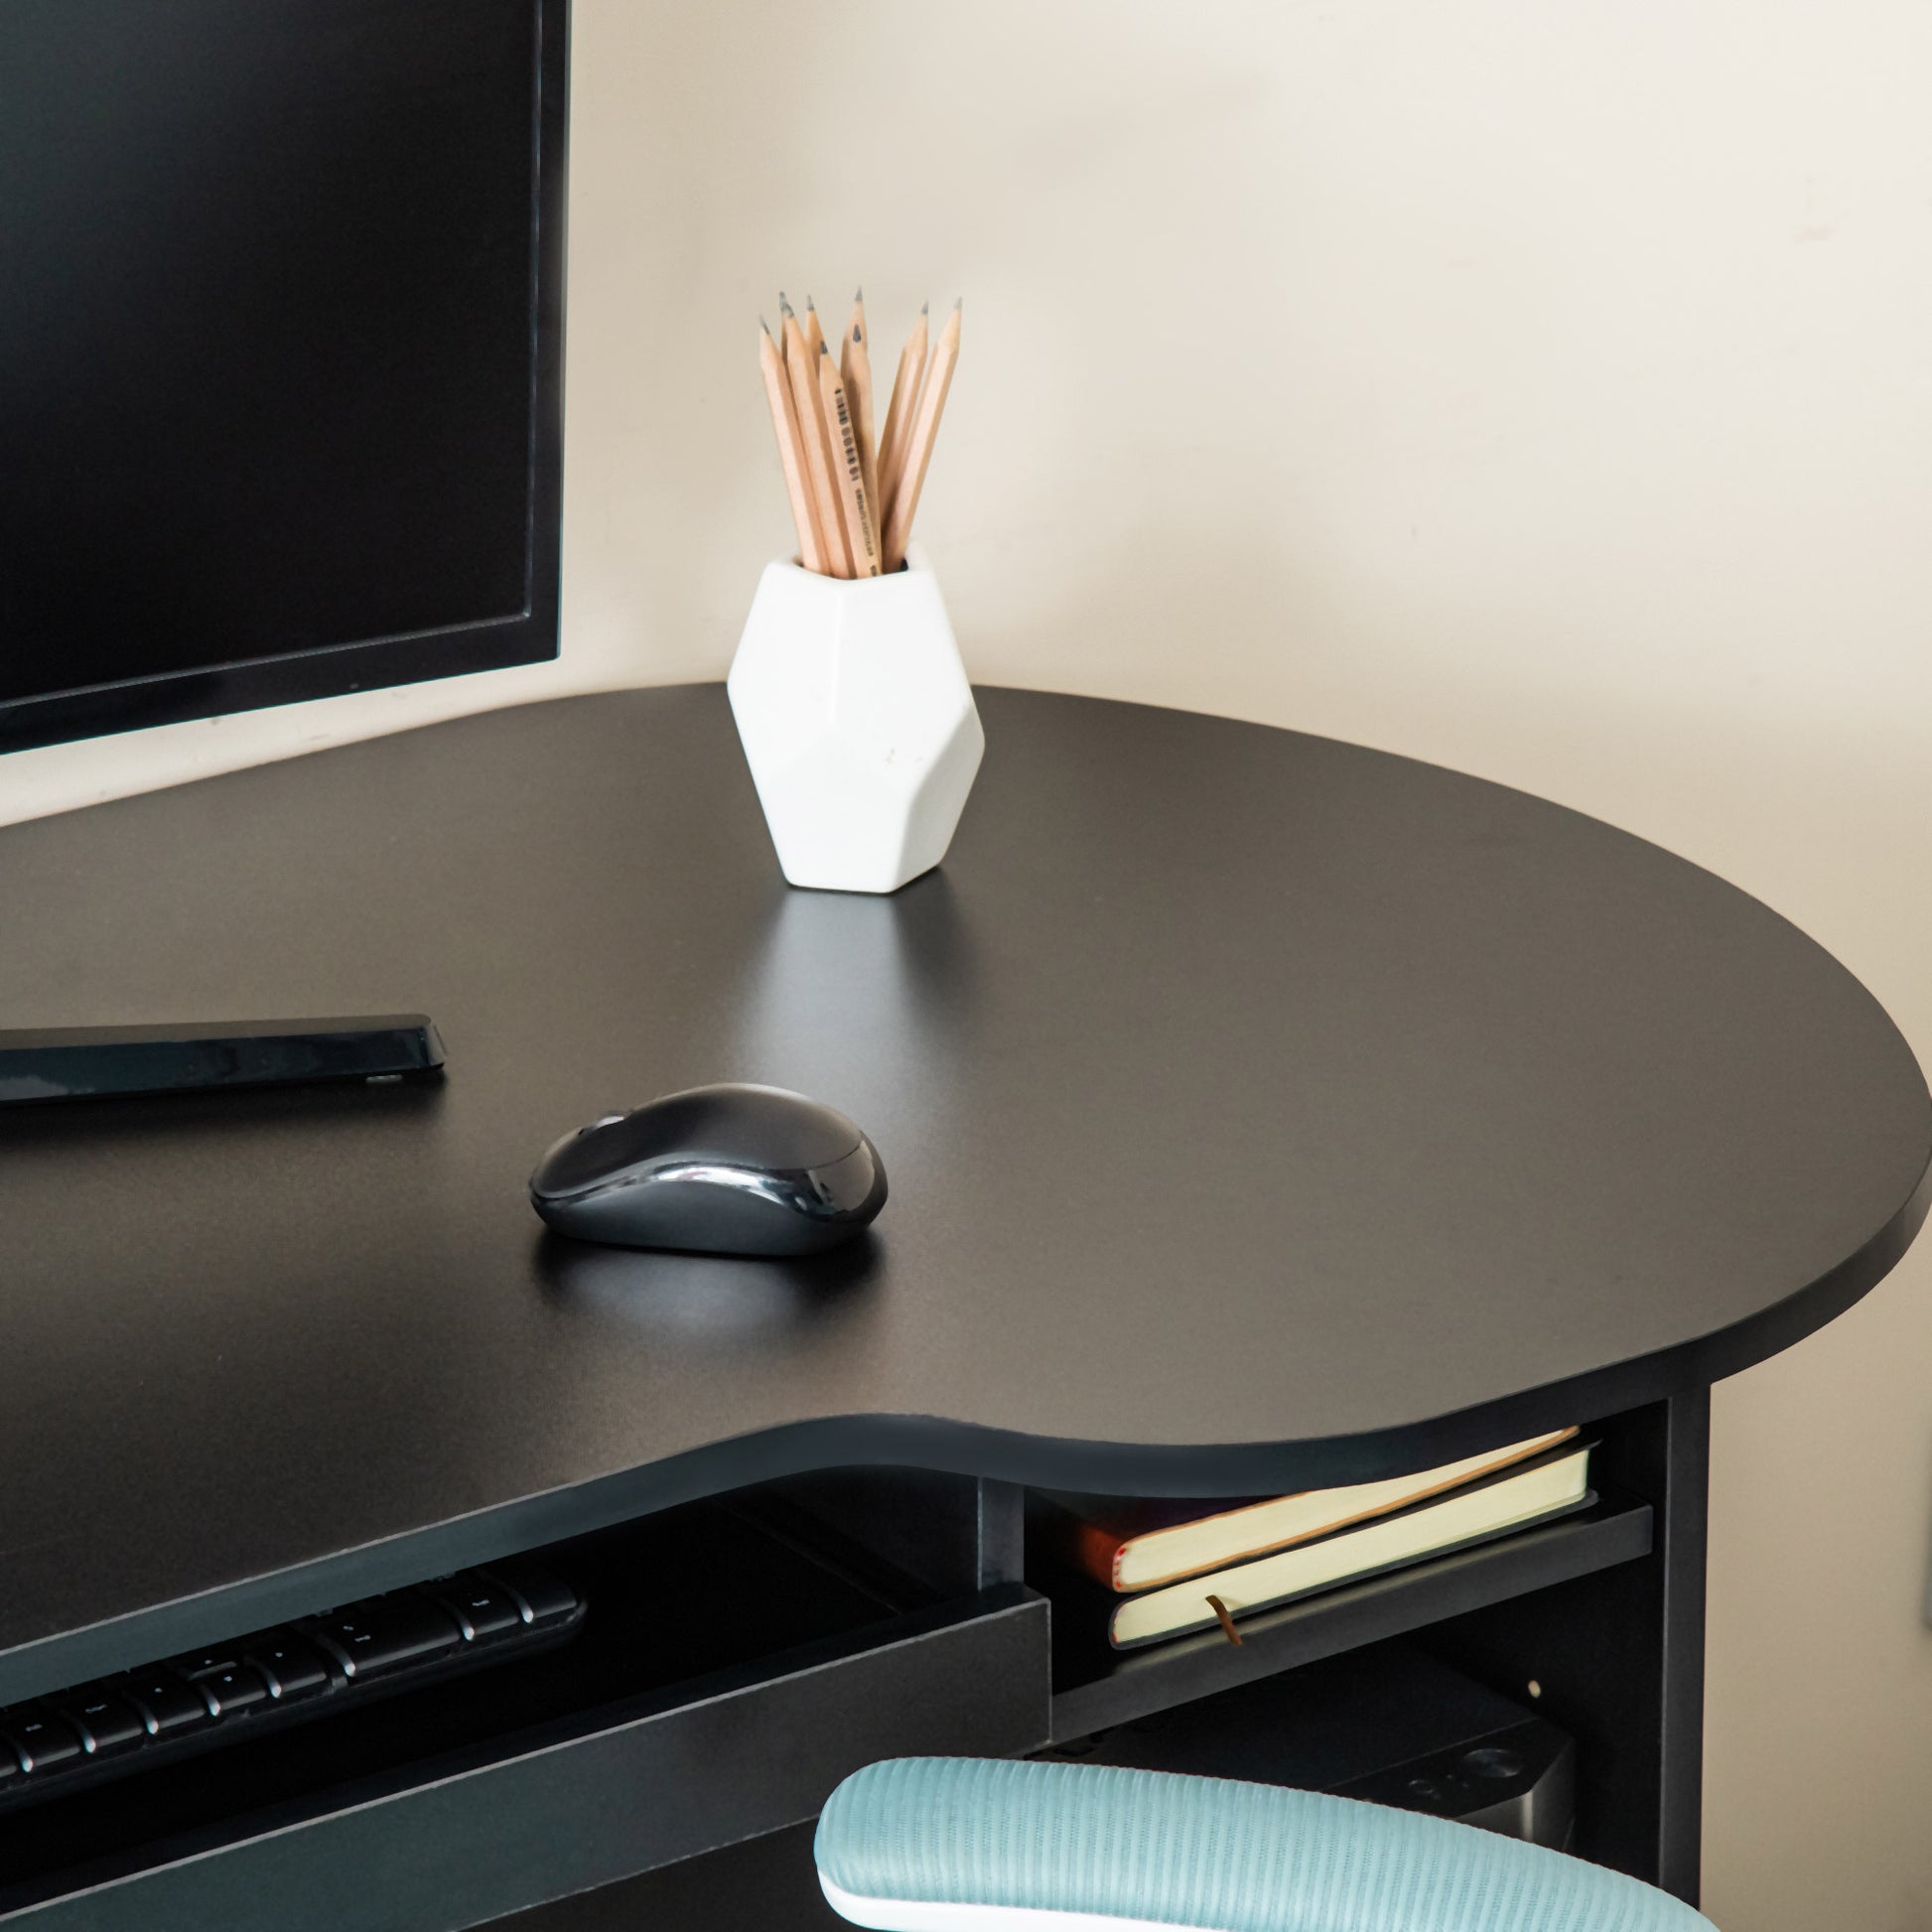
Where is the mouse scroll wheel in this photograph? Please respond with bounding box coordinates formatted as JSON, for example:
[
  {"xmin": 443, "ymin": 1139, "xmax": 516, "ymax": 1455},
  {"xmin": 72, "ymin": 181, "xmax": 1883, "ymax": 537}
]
[{"xmin": 581, "ymin": 1113, "xmax": 628, "ymax": 1136}]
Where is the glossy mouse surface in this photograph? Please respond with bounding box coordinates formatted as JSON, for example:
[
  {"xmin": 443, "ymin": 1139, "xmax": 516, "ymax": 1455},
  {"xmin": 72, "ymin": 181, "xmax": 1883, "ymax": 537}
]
[{"xmin": 529, "ymin": 1083, "xmax": 888, "ymax": 1256}]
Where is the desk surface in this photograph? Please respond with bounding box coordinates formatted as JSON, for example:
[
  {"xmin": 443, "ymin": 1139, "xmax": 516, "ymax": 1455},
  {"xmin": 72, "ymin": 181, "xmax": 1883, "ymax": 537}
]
[{"xmin": 1, "ymin": 686, "xmax": 1925, "ymax": 1697}]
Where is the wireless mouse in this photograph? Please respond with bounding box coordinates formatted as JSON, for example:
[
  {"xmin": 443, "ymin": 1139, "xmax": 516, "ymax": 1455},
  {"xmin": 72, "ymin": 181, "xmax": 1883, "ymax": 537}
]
[{"xmin": 529, "ymin": 1082, "xmax": 888, "ymax": 1256}]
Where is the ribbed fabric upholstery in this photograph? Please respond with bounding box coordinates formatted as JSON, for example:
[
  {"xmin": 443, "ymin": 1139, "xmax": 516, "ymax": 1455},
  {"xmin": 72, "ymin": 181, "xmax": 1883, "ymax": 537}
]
[{"xmin": 815, "ymin": 1757, "xmax": 1715, "ymax": 1931}]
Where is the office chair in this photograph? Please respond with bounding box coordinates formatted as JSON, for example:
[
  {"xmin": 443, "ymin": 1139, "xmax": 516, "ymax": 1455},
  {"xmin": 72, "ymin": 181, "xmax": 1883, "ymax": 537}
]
[{"xmin": 814, "ymin": 1757, "xmax": 1715, "ymax": 1929}]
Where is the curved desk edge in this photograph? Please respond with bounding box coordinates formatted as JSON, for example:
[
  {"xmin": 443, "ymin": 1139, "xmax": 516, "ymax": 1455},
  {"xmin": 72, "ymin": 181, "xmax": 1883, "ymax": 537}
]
[{"xmin": 3, "ymin": 1144, "xmax": 1924, "ymax": 1712}]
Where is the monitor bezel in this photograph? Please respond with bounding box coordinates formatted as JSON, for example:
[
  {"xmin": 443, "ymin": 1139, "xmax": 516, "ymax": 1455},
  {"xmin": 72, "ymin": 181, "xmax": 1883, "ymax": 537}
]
[{"xmin": 0, "ymin": 0, "xmax": 569, "ymax": 758}]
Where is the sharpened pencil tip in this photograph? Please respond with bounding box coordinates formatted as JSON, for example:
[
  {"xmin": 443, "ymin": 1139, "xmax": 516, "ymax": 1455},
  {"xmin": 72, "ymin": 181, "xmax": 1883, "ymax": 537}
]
[
  {"xmin": 759, "ymin": 317, "xmax": 772, "ymax": 336},
  {"xmin": 818, "ymin": 339, "xmax": 830, "ymax": 355},
  {"xmin": 953, "ymin": 296, "xmax": 963, "ymax": 310},
  {"xmin": 805, "ymin": 295, "xmax": 817, "ymax": 312},
  {"xmin": 854, "ymin": 285, "xmax": 864, "ymax": 303},
  {"xmin": 920, "ymin": 301, "xmax": 929, "ymax": 315},
  {"xmin": 779, "ymin": 294, "xmax": 794, "ymax": 317}
]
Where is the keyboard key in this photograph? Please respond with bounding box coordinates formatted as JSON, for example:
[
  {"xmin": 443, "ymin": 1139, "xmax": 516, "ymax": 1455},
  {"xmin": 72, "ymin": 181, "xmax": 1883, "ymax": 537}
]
[
  {"xmin": 196, "ymin": 1666, "xmax": 270, "ymax": 1716},
  {"xmin": 484, "ymin": 1566, "xmax": 580, "ymax": 1627},
  {"xmin": 117, "ymin": 1671, "xmax": 216, "ymax": 1733},
  {"xmin": 168, "ymin": 1648, "xmax": 241, "ymax": 1682},
  {"xmin": 59, "ymin": 1690, "xmax": 147, "ymax": 1754},
  {"xmin": 300, "ymin": 1595, "xmax": 462, "ymax": 1680},
  {"xmin": 424, "ymin": 1575, "xmax": 525, "ymax": 1642},
  {"xmin": 244, "ymin": 1635, "xmax": 333, "ymax": 1701},
  {"xmin": 5, "ymin": 1713, "xmax": 83, "ymax": 1775}
]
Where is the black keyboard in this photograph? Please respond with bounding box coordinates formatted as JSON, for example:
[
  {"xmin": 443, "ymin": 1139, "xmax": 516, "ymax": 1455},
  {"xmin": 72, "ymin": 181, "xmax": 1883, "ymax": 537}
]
[{"xmin": 0, "ymin": 1562, "xmax": 582, "ymax": 1814}]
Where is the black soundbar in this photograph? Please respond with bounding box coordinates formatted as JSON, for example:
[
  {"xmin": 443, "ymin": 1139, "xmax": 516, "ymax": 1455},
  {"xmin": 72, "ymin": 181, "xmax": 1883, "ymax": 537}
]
[{"xmin": 0, "ymin": 1016, "xmax": 445, "ymax": 1105}]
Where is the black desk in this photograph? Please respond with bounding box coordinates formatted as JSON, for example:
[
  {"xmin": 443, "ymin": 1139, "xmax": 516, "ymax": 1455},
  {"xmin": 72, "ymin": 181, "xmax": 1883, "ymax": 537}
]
[{"xmin": 0, "ymin": 688, "xmax": 1924, "ymax": 1926}]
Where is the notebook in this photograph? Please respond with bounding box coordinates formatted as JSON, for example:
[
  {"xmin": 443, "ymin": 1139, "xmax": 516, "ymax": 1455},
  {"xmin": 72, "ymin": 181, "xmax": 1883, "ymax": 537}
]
[
  {"xmin": 1106, "ymin": 1441, "xmax": 1593, "ymax": 1649},
  {"xmin": 1036, "ymin": 1428, "xmax": 1579, "ymax": 1593}
]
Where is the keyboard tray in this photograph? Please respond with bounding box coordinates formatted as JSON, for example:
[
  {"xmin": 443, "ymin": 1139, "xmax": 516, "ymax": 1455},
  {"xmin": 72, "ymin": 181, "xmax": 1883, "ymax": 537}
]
[
  {"xmin": 0, "ymin": 1559, "xmax": 581, "ymax": 1818},
  {"xmin": 0, "ymin": 1497, "xmax": 1050, "ymax": 1930}
]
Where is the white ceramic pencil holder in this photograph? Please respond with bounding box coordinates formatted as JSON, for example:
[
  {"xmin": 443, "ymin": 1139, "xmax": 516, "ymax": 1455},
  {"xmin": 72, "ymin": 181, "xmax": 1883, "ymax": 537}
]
[{"xmin": 728, "ymin": 548, "xmax": 984, "ymax": 895}]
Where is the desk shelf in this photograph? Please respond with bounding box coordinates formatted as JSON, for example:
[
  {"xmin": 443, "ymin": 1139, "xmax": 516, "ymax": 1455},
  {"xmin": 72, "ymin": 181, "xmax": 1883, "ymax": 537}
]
[{"xmin": 1047, "ymin": 1491, "xmax": 1654, "ymax": 1742}]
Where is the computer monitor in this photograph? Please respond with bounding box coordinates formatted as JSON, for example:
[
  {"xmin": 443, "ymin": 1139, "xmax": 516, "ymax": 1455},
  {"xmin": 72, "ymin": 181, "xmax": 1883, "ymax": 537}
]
[{"xmin": 0, "ymin": 0, "xmax": 567, "ymax": 755}]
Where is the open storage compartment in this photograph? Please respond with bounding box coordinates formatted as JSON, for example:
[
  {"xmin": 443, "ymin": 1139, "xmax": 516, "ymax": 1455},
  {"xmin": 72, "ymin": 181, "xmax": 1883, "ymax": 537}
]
[
  {"xmin": 1025, "ymin": 1399, "xmax": 1697, "ymax": 1898},
  {"xmin": 1028, "ymin": 1410, "xmax": 1660, "ymax": 1740},
  {"xmin": 1042, "ymin": 1489, "xmax": 1653, "ymax": 1738},
  {"xmin": 0, "ymin": 1487, "xmax": 1050, "ymax": 1931}
]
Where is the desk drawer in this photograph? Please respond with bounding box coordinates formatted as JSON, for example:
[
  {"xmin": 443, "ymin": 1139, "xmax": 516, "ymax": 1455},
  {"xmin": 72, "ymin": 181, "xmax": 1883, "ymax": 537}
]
[{"xmin": 0, "ymin": 1575, "xmax": 1047, "ymax": 1931}]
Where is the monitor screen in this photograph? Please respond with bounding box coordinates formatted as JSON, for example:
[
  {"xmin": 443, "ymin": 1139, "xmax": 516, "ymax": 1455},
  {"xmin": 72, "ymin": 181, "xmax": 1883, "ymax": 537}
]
[{"xmin": 0, "ymin": 0, "xmax": 565, "ymax": 753}]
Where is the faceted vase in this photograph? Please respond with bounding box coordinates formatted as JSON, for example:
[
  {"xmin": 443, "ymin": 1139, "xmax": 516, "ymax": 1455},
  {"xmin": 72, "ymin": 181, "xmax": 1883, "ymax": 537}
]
[{"xmin": 727, "ymin": 551, "xmax": 985, "ymax": 894}]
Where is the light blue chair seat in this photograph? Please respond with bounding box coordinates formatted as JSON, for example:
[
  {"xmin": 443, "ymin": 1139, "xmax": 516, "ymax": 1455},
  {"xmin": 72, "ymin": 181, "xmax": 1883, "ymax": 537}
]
[{"xmin": 815, "ymin": 1757, "xmax": 1714, "ymax": 1931}]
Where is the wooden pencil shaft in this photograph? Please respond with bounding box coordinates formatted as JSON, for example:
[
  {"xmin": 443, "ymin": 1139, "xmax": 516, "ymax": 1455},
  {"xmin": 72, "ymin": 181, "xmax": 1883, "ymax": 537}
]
[
  {"xmin": 883, "ymin": 302, "xmax": 959, "ymax": 571},
  {"xmin": 818, "ymin": 345, "xmax": 882, "ymax": 577},
  {"xmin": 759, "ymin": 324, "xmax": 827, "ymax": 574},
  {"xmin": 798, "ymin": 302, "xmax": 853, "ymax": 576},
  {"xmin": 876, "ymin": 350, "xmax": 924, "ymax": 533},
  {"xmin": 805, "ymin": 336, "xmax": 856, "ymax": 578},
  {"xmin": 876, "ymin": 307, "xmax": 929, "ymax": 531},
  {"xmin": 842, "ymin": 293, "xmax": 880, "ymax": 514},
  {"xmin": 782, "ymin": 309, "xmax": 852, "ymax": 576}
]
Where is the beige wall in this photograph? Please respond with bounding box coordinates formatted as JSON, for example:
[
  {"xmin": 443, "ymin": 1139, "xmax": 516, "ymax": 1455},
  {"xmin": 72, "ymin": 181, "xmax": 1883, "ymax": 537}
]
[{"xmin": 7, "ymin": 2, "xmax": 1932, "ymax": 1921}]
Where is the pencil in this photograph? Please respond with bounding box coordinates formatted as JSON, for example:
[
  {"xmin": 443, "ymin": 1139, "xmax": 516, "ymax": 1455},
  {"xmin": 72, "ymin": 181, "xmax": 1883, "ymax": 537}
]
[
  {"xmin": 876, "ymin": 302, "xmax": 928, "ymax": 532},
  {"xmin": 882, "ymin": 298, "xmax": 959, "ymax": 572},
  {"xmin": 759, "ymin": 319, "xmax": 828, "ymax": 574},
  {"xmin": 841, "ymin": 289, "xmax": 880, "ymax": 515},
  {"xmin": 817, "ymin": 340, "xmax": 882, "ymax": 577},
  {"xmin": 798, "ymin": 298, "xmax": 850, "ymax": 571},
  {"xmin": 782, "ymin": 302, "xmax": 852, "ymax": 576}
]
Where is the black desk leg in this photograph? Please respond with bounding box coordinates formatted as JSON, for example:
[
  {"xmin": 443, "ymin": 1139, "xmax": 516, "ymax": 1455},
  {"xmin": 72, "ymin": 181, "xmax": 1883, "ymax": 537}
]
[
  {"xmin": 1423, "ymin": 1391, "xmax": 1710, "ymax": 1904},
  {"xmin": 1649, "ymin": 1388, "xmax": 1711, "ymax": 1897}
]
